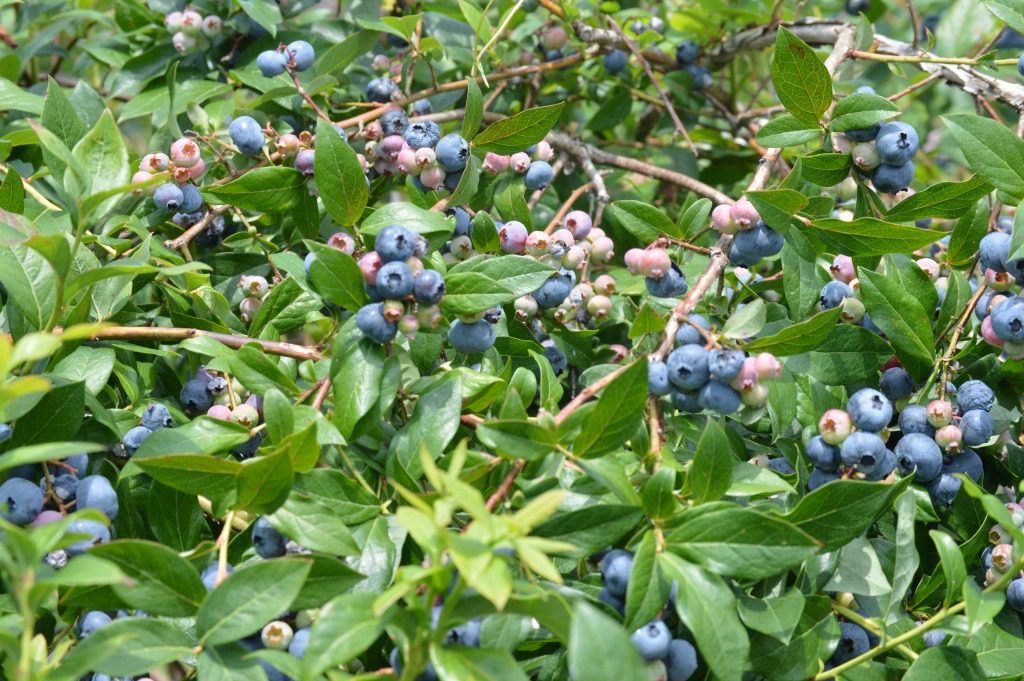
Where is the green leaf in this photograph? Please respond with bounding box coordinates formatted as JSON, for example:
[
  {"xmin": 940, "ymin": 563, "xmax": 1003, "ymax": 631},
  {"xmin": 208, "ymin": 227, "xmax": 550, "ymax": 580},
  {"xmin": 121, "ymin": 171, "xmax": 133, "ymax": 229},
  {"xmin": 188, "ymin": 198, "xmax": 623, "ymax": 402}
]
[
  {"xmin": 806, "ymin": 218, "xmax": 947, "ymax": 256},
  {"xmin": 238, "ymin": 0, "xmax": 282, "ymax": 37},
  {"xmin": 823, "ymin": 535, "xmax": 891, "ymax": 597},
  {"xmin": 449, "ymin": 154, "xmax": 481, "ymax": 207},
  {"xmin": 984, "ymin": 0, "xmax": 1024, "ymax": 36},
  {"xmin": 132, "ymin": 454, "xmax": 242, "ymax": 503},
  {"xmin": 677, "ymin": 198, "xmax": 713, "ymax": 239},
  {"xmin": 234, "ymin": 444, "xmax": 293, "ymax": 514},
  {"xmin": 300, "ymin": 593, "xmax": 384, "ymax": 679},
  {"xmin": 744, "ymin": 307, "xmax": 841, "ymax": 355},
  {"xmin": 477, "ymin": 419, "xmax": 559, "ymax": 461},
  {"xmin": 667, "ymin": 508, "xmax": 818, "ymax": 579},
  {"xmin": 786, "ymin": 323, "xmax": 893, "ymax": 385},
  {"xmin": 0, "ymin": 77, "xmax": 43, "ymax": 115},
  {"xmin": 828, "ymin": 92, "xmax": 900, "ymax": 132},
  {"xmin": 573, "ymin": 360, "xmax": 647, "ymax": 457},
  {"xmin": 799, "ymin": 153, "xmax": 852, "ymax": 186},
  {"xmin": 755, "ymin": 114, "xmax": 821, "ymax": 147},
  {"xmin": 884, "ymin": 490, "xmax": 919, "ymax": 623},
  {"xmin": 441, "ymin": 271, "xmax": 514, "ymax": 315},
  {"xmin": 0, "ymin": 165, "xmax": 24, "ymax": 213},
  {"xmin": 568, "ymin": 602, "xmax": 648, "ymax": 681},
  {"xmin": 771, "ymin": 27, "xmax": 832, "ymax": 126},
  {"xmin": 623, "ymin": 531, "xmax": 669, "ymax": 630},
  {"xmin": 317, "ymin": 30, "xmax": 379, "ymax": 75},
  {"xmin": 71, "ymin": 110, "xmax": 129, "ymax": 216},
  {"xmin": 304, "ymin": 242, "xmax": 366, "ymax": 312},
  {"xmin": 929, "ymin": 529, "xmax": 967, "ymax": 609},
  {"xmin": 884, "ymin": 175, "xmax": 993, "ymax": 222},
  {"xmin": 608, "ymin": 200, "xmax": 677, "ymax": 242},
  {"xmin": 745, "ymin": 189, "xmax": 808, "ymax": 232},
  {"xmin": 147, "ymin": 482, "xmax": 206, "ymax": 552},
  {"xmin": 660, "ymin": 554, "xmax": 749, "ymax": 681},
  {"xmin": 493, "ymin": 173, "xmax": 532, "ymax": 227},
  {"xmin": 738, "ymin": 590, "xmax": 806, "ymax": 644},
  {"xmin": 641, "ymin": 467, "xmax": 676, "ymax": 520},
  {"xmin": 7, "ymin": 381, "xmax": 83, "ymax": 447},
  {"xmin": 903, "ymin": 646, "xmax": 986, "ymax": 681},
  {"xmin": 1007, "ymin": 199, "xmax": 1024, "ymax": 264},
  {"xmin": 332, "ymin": 338, "xmax": 385, "ymax": 438},
  {"xmin": 266, "ymin": 486, "xmax": 360, "ymax": 556},
  {"xmin": 135, "ymin": 416, "xmax": 251, "ymax": 458},
  {"xmin": 360, "ymin": 201, "xmax": 453, "ymax": 250},
  {"xmin": 785, "ymin": 477, "xmax": 911, "ymax": 551},
  {"xmin": 248, "ymin": 276, "xmax": 320, "ymax": 336},
  {"xmin": 314, "ymin": 119, "xmax": 367, "ymax": 226},
  {"xmin": 204, "ymin": 167, "xmax": 307, "ymax": 213},
  {"xmin": 388, "ymin": 378, "xmax": 462, "ymax": 480},
  {"xmin": 721, "ymin": 298, "xmax": 766, "ymax": 339},
  {"xmin": 197, "ymin": 558, "xmax": 312, "ymax": 645},
  {"xmin": 782, "ymin": 228, "xmax": 828, "ymax": 318},
  {"xmin": 432, "ymin": 646, "xmax": 530, "ymax": 681},
  {"xmin": 943, "ymin": 113, "xmax": 1024, "ymax": 197},
  {"xmin": 198, "ymin": 642, "xmax": 268, "ymax": 681},
  {"xmin": 0, "ymin": 243, "xmax": 58, "ymax": 331},
  {"xmin": 449, "ymin": 254, "xmax": 554, "ymax": 298},
  {"xmin": 59, "ymin": 617, "xmax": 194, "ymax": 678},
  {"xmin": 689, "ymin": 419, "xmax": 735, "ymax": 504},
  {"xmin": 533, "ymin": 505, "xmax": 643, "ymax": 557},
  {"xmin": 858, "ymin": 266, "xmax": 934, "ymax": 378},
  {"xmin": 469, "ymin": 207, "xmax": 500, "ymax": 253},
  {"xmin": 462, "ymin": 79, "xmax": 483, "ymax": 139},
  {"xmin": 472, "ymin": 101, "xmax": 565, "ymax": 154},
  {"xmin": 89, "ymin": 540, "xmax": 207, "ymax": 616}
]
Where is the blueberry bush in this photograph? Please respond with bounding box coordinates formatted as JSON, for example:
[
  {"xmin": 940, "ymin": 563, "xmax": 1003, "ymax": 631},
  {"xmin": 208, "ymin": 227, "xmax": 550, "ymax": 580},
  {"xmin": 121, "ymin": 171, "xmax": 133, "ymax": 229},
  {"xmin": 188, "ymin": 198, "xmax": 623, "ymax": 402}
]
[{"xmin": 9, "ymin": 0, "xmax": 1024, "ymax": 679}]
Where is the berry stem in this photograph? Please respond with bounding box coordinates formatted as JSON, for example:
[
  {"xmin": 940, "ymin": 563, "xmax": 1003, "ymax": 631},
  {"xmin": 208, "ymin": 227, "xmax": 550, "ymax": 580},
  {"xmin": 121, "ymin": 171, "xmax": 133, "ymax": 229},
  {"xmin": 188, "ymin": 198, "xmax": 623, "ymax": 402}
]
[{"xmin": 288, "ymin": 68, "xmax": 332, "ymax": 124}]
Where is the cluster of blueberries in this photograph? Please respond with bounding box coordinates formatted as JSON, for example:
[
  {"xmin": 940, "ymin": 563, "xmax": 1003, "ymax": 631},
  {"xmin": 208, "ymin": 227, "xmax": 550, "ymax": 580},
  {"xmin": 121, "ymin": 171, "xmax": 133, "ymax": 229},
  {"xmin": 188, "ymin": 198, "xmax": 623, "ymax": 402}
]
[
  {"xmin": 806, "ymin": 377, "xmax": 992, "ymax": 507},
  {"xmin": 709, "ymin": 198, "xmax": 785, "ymax": 267},
  {"xmin": 832, "ymin": 99, "xmax": 920, "ymax": 194},
  {"xmin": 648, "ymin": 321, "xmax": 783, "ymax": 415},
  {"xmin": 597, "ymin": 550, "xmax": 698, "ymax": 681},
  {"xmin": 236, "ymin": 274, "xmax": 271, "ymax": 324},
  {"xmin": 179, "ymin": 368, "xmax": 266, "ymax": 459},
  {"xmin": 974, "ymin": 229, "xmax": 1024, "ymax": 357},
  {"xmin": 624, "ymin": 246, "xmax": 689, "ymax": 298},
  {"xmin": 256, "ymin": 40, "xmax": 316, "ymax": 78},
  {"xmin": 675, "ymin": 39, "xmax": 713, "ymax": 90},
  {"xmin": 163, "ymin": 8, "xmax": 222, "ymax": 55}
]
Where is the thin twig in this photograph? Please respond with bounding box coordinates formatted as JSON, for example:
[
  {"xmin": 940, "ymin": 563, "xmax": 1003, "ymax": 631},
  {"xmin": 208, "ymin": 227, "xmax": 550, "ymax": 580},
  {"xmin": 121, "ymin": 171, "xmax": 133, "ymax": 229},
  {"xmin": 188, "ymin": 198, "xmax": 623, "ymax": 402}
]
[
  {"xmin": 312, "ymin": 377, "xmax": 332, "ymax": 410},
  {"xmin": 544, "ymin": 180, "xmax": 595, "ymax": 233},
  {"xmin": 886, "ymin": 72, "xmax": 942, "ymax": 101},
  {"xmin": 67, "ymin": 325, "xmax": 323, "ymax": 361},
  {"xmin": 485, "ymin": 459, "xmax": 526, "ymax": 510},
  {"xmin": 164, "ymin": 204, "xmax": 230, "ymax": 250},
  {"xmin": 553, "ymin": 360, "xmax": 637, "ymax": 426},
  {"xmin": 289, "ymin": 69, "xmax": 332, "ymax": 123}
]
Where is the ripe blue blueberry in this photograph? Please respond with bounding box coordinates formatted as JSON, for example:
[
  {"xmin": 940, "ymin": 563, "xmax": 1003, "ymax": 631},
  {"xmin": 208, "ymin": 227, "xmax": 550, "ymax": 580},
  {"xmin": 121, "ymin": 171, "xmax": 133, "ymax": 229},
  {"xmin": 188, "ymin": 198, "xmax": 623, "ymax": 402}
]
[
  {"xmin": 860, "ymin": 448, "xmax": 896, "ymax": 481},
  {"xmin": 872, "ymin": 161, "xmax": 915, "ymax": 194},
  {"xmin": 847, "ymin": 388, "xmax": 892, "ymax": 432},
  {"xmin": 676, "ymin": 40, "xmax": 699, "ymax": 65},
  {"xmin": 601, "ymin": 549, "xmax": 633, "ymax": 597},
  {"xmin": 957, "ymin": 379, "xmax": 994, "ymax": 413},
  {"xmin": 524, "ymin": 160, "xmax": 554, "ymax": 190},
  {"xmin": 666, "ymin": 344, "xmax": 709, "ymax": 391},
  {"xmin": 645, "ymin": 264, "xmax": 689, "ymax": 297},
  {"xmin": 839, "ymin": 431, "xmax": 887, "ymax": 468},
  {"xmin": 806, "ymin": 436, "xmax": 841, "ymax": 472},
  {"xmin": 707, "ymin": 349, "xmax": 745, "ymax": 381},
  {"xmin": 375, "ymin": 224, "xmax": 417, "ymax": 262},
  {"xmin": 542, "ymin": 340, "xmax": 568, "ymax": 375},
  {"xmin": 922, "ymin": 630, "xmax": 946, "ymax": 648},
  {"xmin": 598, "ymin": 587, "xmax": 625, "ymax": 615},
  {"xmin": 252, "ymin": 517, "xmax": 287, "ymax": 558},
  {"xmin": 533, "ymin": 272, "xmax": 573, "ymax": 308},
  {"xmin": 380, "ymin": 108, "xmax": 409, "ymax": 137},
  {"xmin": 979, "ymin": 232, "xmax": 1011, "ymax": 273},
  {"xmin": 404, "ymin": 119, "xmax": 441, "ymax": 149},
  {"xmin": 179, "ymin": 377, "xmax": 213, "ymax": 415},
  {"xmin": 960, "ymin": 409, "xmax": 993, "ymax": 446},
  {"xmin": 286, "ymin": 40, "xmax": 315, "ymax": 71},
  {"xmin": 443, "ymin": 169, "xmax": 463, "ymax": 192},
  {"xmin": 899, "ymin": 404, "xmax": 935, "ymax": 436},
  {"xmin": 356, "ymin": 303, "xmax": 398, "ymax": 343},
  {"xmin": 894, "ymin": 433, "xmax": 942, "ymax": 482},
  {"xmin": 445, "ymin": 619, "xmax": 482, "ymax": 647},
  {"xmin": 178, "ymin": 183, "xmax": 202, "ymax": 213},
  {"xmin": 0, "ymin": 423, "xmax": 10, "ymax": 442},
  {"xmin": 141, "ymin": 403, "xmax": 172, "ymax": 431},
  {"xmin": 927, "ymin": 473, "xmax": 961, "ymax": 506},
  {"xmin": 375, "ymin": 261, "xmax": 414, "ymax": 299},
  {"xmin": 674, "ymin": 390, "xmax": 701, "ymax": 413},
  {"xmin": 366, "ymin": 77, "xmax": 398, "ymax": 103},
  {"xmin": 256, "ymin": 50, "xmax": 287, "ymax": 77},
  {"xmin": 153, "ymin": 182, "xmax": 184, "ymax": 211},
  {"xmin": 413, "ymin": 270, "xmax": 445, "ymax": 305},
  {"xmin": 435, "ymin": 133, "xmax": 470, "ymax": 172},
  {"xmin": 413, "ymin": 99, "xmax": 433, "ymax": 115},
  {"xmin": 1008, "ymin": 578, "xmax": 1024, "ymax": 612},
  {"xmin": 41, "ymin": 473, "xmax": 78, "ymax": 503},
  {"xmin": 604, "ymin": 49, "xmax": 628, "ymax": 74},
  {"xmin": 728, "ymin": 234, "xmax": 760, "ymax": 267},
  {"xmin": 79, "ymin": 611, "xmax": 111, "ymax": 639},
  {"xmin": 448, "ymin": 206, "xmax": 471, "ymax": 236},
  {"xmin": 846, "ymin": 123, "xmax": 879, "ymax": 143},
  {"xmin": 685, "ymin": 64, "xmax": 713, "ymax": 90},
  {"xmin": 122, "ymin": 425, "xmax": 152, "ymax": 456},
  {"xmin": 831, "ymin": 622, "xmax": 870, "ymax": 665},
  {"xmin": 808, "ymin": 468, "xmax": 840, "ymax": 490},
  {"xmin": 733, "ymin": 220, "xmax": 783, "ymax": 259},
  {"xmin": 879, "ymin": 366, "xmax": 914, "ymax": 400},
  {"xmin": 448, "ymin": 319, "xmax": 497, "ymax": 354},
  {"xmin": 228, "ymin": 115, "xmax": 265, "ymax": 155},
  {"xmin": 664, "ymin": 639, "xmax": 698, "ymax": 681},
  {"xmin": 631, "ymin": 620, "xmax": 671, "ymax": 661},
  {"xmin": 66, "ymin": 519, "xmax": 110, "ymax": 555},
  {"xmin": 77, "ymin": 475, "xmax": 119, "ymax": 521},
  {"xmin": 768, "ymin": 457, "xmax": 796, "ymax": 475},
  {"xmin": 697, "ymin": 379, "xmax": 741, "ymax": 414},
  {"xmin": 61, "ymin": 453, "xmax": 89, "ymax": 476},
  {"xmin": 991, "ymin": 297, "xmax": 1024, "ymax": 342},
  {"xmin": 675, "ymin": 314, "xmax": 709, "ymax": 346},
  {"xmin": 0, "ymin": 478, "xmax": 44, "ymax": 525},
  {"xmin": 943, "ymin": 448, "xmax": 983, "ymax": 482},
  {"xmin": 289, "ymin": 627, "xmax": 310, "ymax": 658},
  {"xmin": 201, "ymin": 562, "xmax": 231, "ymax": 590},
  {"xmin": 875, "ymin": 122, "xmax": 919, "ymax": 165},
  {"xmin": 648, "ymin": 360, "xmax": 673, "ymax": 396}
]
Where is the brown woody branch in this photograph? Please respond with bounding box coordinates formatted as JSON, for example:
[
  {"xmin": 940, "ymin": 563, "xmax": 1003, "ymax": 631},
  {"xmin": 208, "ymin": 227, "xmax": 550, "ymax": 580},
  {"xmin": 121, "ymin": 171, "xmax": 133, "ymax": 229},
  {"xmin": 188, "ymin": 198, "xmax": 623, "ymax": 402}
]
[{"xmin": 70, "ymin": 325, "xmax": 322, "ymax": 361}]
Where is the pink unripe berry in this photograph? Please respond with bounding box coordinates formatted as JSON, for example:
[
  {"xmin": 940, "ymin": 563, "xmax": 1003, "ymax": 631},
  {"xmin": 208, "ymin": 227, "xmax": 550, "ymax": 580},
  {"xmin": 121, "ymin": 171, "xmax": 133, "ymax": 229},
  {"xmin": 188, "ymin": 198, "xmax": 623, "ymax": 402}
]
[
  {"xmin": 992, "ymin": 543, "xmax": 1014, "ymax": 571},
  {"xmin": 132, "ymin": 171, "xmax": 155, "ymax": 195},
  {"xmin": 32, "ymin": 509, "xmax": 65, "ymax": 527},
  {"xmin": 141, "ymin": 152, "xmax": 170, "ymax": 173},
  {"xmin": 173, "ymin": 166, "xmax": 193, "ymax": 183},
  {"xmin": 499, "ymin": 221, "xmax": 529, "ymax": 253},
  {"xmin": 372, "ymin": 54, "xmax": 391, "ymax": 71},
  {"xmin": 711, "ymin": 204, "xmax": 737, "ymax": 234},
  {"xmin": 525, "ymin": 231, "xmax": 550, "ymax": 255},
  {"xmin": 532, "ymin": 140, "xmax": 553, "ymax": 161},
  {"xmin": 406, "ymin": 256, "xmax": 424, "ymax": 276},
  {"xmin": 586, "ymin": 227, "xmax": 606, "ymax": 243},
  {"xmin": 364, "ymin": 121, "xmax": 383, "ymax": 140},
  {"xmin": 985, "ymin": 268, "xmax": 1013, "ymax": 292},
  {"xmin": 831, "ymin": 255, "xmax": 855, "ymax": 283},
  {"xmin": 420, "ymin": 165, "xmax": 446, "ymax": 189},
  {"xmin": 414, "ymin": 147, "xmax": 436, "ymax": 168},
  {"xmin": 818, "ymin": 408, "xmax": 853, "ymax": 445},
  {"xmin": 550, "ymin": 228, "xmax": 575, "ymax": 249},
  {"xmin": 381, "ymin": 300, "xmax": 404, "ymax": 322},
  {"xmin": 640, "ymin": 249, "xmax": 671, "ymax": 279},
  {"xmin": 295, "ymin": 149, "xmax": 315, "ymax": 176},
  {"xmin": 276, "ymin": 133, "xmax": 301, "ymax": 158},
  {"xmin": 935, "ymin": 424, "xmax": 962, "ymax": 451},
  {"xmin": 754, "ymin": 352, "xmax": 781, "ymax": 381},
  {"xmin": 417, "ymin": 305, "xmax": 442, "ymax": 328},
  {"xmin": 591, "ymin": 237, "xmax": 614, "ymax": 262},
  {"xmin": 594, "ymin": 274, "xmax": 616, "ymax": 295},
  {"xmin": 180, "ymin": 10, "xmax": 202, "ymax": 36},
  {"xmin": 165, "ymin": 11, "xmax": 183, "ymax": 32},
  {"xmin": 541, "ymin": 26, "xmax": 569, "ymax": 50},
  {"xmin": 916, "ymin": 258, "xmax": 939, "ymax": 280},
  {"xmin": 510, "ymin": 152, "xmax": 530, "ymax": 173},
  {"xmin": 398, "ymin": 315, "xmax": 420, "ymax": 335},
  {"xmin": 172, "ymin": 31, "xmax": 195, "ymax": 54},
  {"xmin": 202, "ymin": 15, "xmax": 222, "ymax": 37},
  {"xmin": 730, "ymin": 197, "xmax": 759, "ymax": 228},
  {"xmin": 482, "ymin": 152, "xmax": 511, "ymax": 174},
  {"xmin": 358, "ymin": 251, "xmax": 383, "ymax": 285},
  {"xmin": 926, "ymin": 400, "xmax": 953, "ymax": 428},
  {"xmin": 741, "ymin": 382, "xmax": 769, "ymax": 408},
  {"xmin": 587, "ymin": 294, "xmax": 612, "ymax": 319},
  {"xmin": 564, "ymin": 210, "xmax": 592, "ymax": 239},
  {"xmin": 327, "ymin": 231, "xmax": 356, "ymax": 255},
  {"xmin": 624, "ymin": 248, "xmax": 645, "ymax": 274},
  {"xmin": 380, "ymin": 135, "xmax": 405, "ymax": 161},
  {"xmin": 730, "ymin": 357, "xmax": 759, "ymax": 392},
  {"xmin": 562, "ymin": 245, "xmax": 586, "ymax": 269},
  {"xmin": 982, "ymin": 315, "xmax": 1004, "ymax": 347},
  {"xmin": 239, "ymin": 296, "xmax": 262, "ymax": 322},
  {"xmin": 187, "ymin": 158, "xmax": 206, "ymax": 179},
  {"xmin": 207, "ymin": 404, "xmax": 232, "ymax": 420},
  {"xmin": 397, "ymin": 147, "xmax": 419, "ymax": 174}
]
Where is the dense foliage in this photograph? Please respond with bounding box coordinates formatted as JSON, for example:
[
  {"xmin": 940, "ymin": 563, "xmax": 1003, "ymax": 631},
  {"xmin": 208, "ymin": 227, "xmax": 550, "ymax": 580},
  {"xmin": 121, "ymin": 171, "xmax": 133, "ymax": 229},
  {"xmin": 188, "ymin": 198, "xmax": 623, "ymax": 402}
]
[{"xmin": 10, "ymin": 0, "xmax": 1024, "ymax": 679}]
